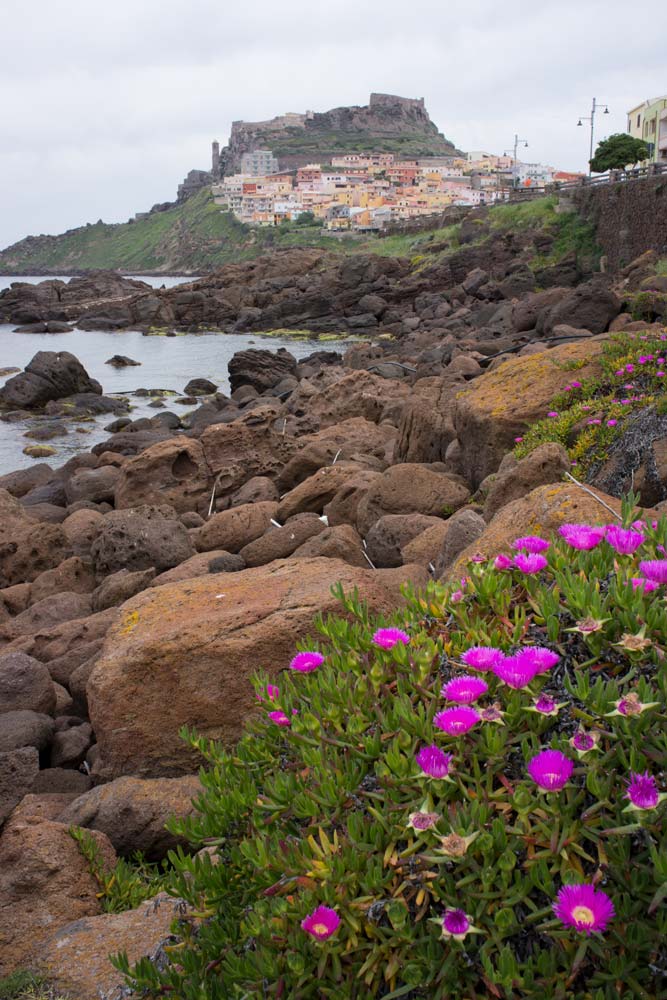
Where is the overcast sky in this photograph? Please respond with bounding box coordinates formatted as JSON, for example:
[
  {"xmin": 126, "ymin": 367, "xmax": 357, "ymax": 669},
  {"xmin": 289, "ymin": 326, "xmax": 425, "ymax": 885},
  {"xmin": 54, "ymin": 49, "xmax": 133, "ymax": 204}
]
[{"xmin": 1, "ymin": 0, "xmax": 665, "ymax": 250}]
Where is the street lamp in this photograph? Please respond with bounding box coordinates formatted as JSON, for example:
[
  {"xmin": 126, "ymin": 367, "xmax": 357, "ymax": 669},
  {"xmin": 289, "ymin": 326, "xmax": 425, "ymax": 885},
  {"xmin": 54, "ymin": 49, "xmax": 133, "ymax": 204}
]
[
  {"xmin": 578, "ymin": 98, "xmax": 610, "ymax": 174},
  {"xmin": 504, "ymin": 134, "xmax": 529, "ymax": 187}
]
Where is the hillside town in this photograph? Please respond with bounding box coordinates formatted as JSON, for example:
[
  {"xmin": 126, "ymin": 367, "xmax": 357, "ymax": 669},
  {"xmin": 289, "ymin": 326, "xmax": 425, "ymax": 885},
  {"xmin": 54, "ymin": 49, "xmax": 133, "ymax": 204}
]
[{"xmin": 212, "ymin": 149, "xmax": 583, "ymax": 231}]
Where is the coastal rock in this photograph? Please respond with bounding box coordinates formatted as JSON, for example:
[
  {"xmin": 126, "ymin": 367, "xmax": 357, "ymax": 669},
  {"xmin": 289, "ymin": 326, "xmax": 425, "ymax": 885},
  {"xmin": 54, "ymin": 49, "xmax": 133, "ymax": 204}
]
[
  {"xmin": 483, "ymin": 442, "xmax": 571, "ymax": 519},
  {"xmin": 105, "ymin": 354, "xmax": 141, "ymax": 367},
  {"xmin": 199, "ymin": 418, "xmax": 297, "ymax": 498},
  {"xmin": 0, "ymin": 747, "xmax": 40, "ymax": 825},
  {"xmin": 539, "ymin": 281, "xmax": 621, "ymax": 336},
  {"xmin": 400, "ymin": 520, "xmax": 451, "ymax": 568},
  {"xmin": 435, "ymin": 508, "xmax": 486, "ymax": 575},
  {"xmin": 239, "ymin": 513, "xmax": 325, "ymax": 567},
  {"xmin": 87, "ymin": 557, "xmax": 410, "ymax": 777},
  {"xmin": 29, "ymin": 556, "xmax": 96, "ymax": 605},
  {"xmin": 90, "ymin": 506, "xmax": 195, "ymax": 576},
  {"xmin": 91, "ymin": 567, "xmax": 156, "ymax": 612},
  {"xmin": 230, "ymin": 475, "xmax": 280, "ymax": 506},
  {"xmin": 0, "ymin": 710, "xmax": 55, "ymax": 753},
  {"xmin": 58, "ymin": 775, "xmax": 202, "ymax": 859},
  {"xmin": 228, "ymin": 347, "xmax": 297, "ymax": 394},
  {"xmin": 149, "ymin": 550, "xmax": 242, "ymax": 586},
  {"xmin": 0, "ymin": 591, "xmax": 93, "ymax": 640},
  {"xmin": 61, "ymin": 508, "xmax": 106, "ymax": 557},
  {"xmin": 291, "ymin": 524, "xmax": 368, "ymax": 566},
  {"xmin": 365, "ymin": 513, "xmax": 443, "ymax": 568},
  {"xmin": 277, "ymin": 417, "xmax": 392, "ymax": 490},
  {"xmin": 64, "ymin": 465, "xmax": 120, "ymax": 505},
  {"xmin": 323, "ymin": 469, "xmax": 382, "ymax": 527},
  {"xmin": 393, "ymin": 375, "xmax": 462, "ymax": 464},
  {"xmin": 0, "ymin": 650, "xmax": 56, "ymax": 715},
  {"xmin": 0, "ymin": 489, "xmax": 71, "ymax": 587},
  {"xmin": 113, "ymin": 436, "xmax": 211, "ymax": 515},
  {"xmin": 193, "ymin": 501, "xmax": 278, "ymax": 553},
  {"xmin": 0, "ymin": 816, "xmax": 116, "ymax": 974},
  {"xmin": 0, "ymin": 351, "xmax": 101, "ymax": 410},
  {"xmin": 276, "ymin": 464, "xmax": 360, "ymax": 521},
  {"xmin": 356, "ymin": 464, "xmax": 470, "ymax": 535}
]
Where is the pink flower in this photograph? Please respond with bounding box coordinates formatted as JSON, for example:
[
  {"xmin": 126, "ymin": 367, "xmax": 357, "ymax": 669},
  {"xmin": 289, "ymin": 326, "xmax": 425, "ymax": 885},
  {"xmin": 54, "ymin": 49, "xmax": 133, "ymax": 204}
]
[
  {"xmin": 558, "ymin": 524, "xmax": 606, "ymax": 551},
  {"xmin": 570, "ymin": 381, "xmax": 582, "ymax": 388},
  {"xmin": 512, "ymin": 535, "xmax": 550, "ymax": 554},
  {"xmin": 480, "ymin": 703, "xmax": 505, "ymax": 723},
  {"xmin": 434, "ymin": 706, "xmax": 480, "ymax": 736},
  {"xmin": 372, "ymin": 627, "xmax": 410, "ymax": 649},
  {"xmin": 638, "ymin": 560, "xmax": 667, "ymax": 584},
  {"xmin": 268, "ymin": 710, "xmax": 291, "ymax": 727},
  {"xmin": 607, "ymin": 419, "xmax": 617, "ymax": 427},
  {"xmin": 289, "ymin": 651, "xmax": 325, "ymax": 673},
  {"xmin": 626, "ymin": 771, "xmax": 660, "ymax": 810},
  {"xmin": 514, "ymin": 436, "xmax": 524, "ymax": 443},
  {"xmin": 493, "ymin": 655, "xmax": 538, "ymax": 689},
  {"xmin": 416, "ymin": 744, "xmax": 453, "ymax": 779},
  {"xmin": 515, "ymin": 646, "xmax": 559, "ymax": 675},
  {"xmin": 606, "ymin": 524, "xmax": 645, "ymax": 555},
  {"xmin": 257, "ymin": 683, "xmax": 280, "ymax": 703},
  {"xmin": 587, "ymin": 418, "xmax": 601, "ymax": 425},
  {"xmin": 533, "ymin": 695, "xmax": 559, "ymax": 716},
  {"xmin": 629, "ymin": 577, "xmax": 659, "ymax": 593},
  {"xmin": 571, "ymin": 730, "xmax": 598, "ymax": 753},
  {"xmin": 461, "ymin": 646, "xmax": 505, "ymax": 672},
  {"xmin": 553, "ymin": 884, "xmax": 615, "ymax": 935},
  {"xmin": 441, "ymin": 675, "xmax": 488, "ymax": 704},
  {"xmin": 408, "ymin": 810, "xmax": 440, "ymax": 831},
  {"xmin": 301, "ymin": 905, "xmax": 341, "ymax": 940},
  {"xmin": 514, "ymin": 553, "xmax": 548, "ymax": 574},
  {"xmin": 581, "ymin": 405, "xmax": 591, "ymax": 411},
  {"xmin": 442, "ymin": 908, "xmax": 474, "ymax": 940},
  {"xmin": 494, "ymin": 553, "xmax": 514, "ymax": 570},
  {"xmin": 626, "ymin": 364, "xmax": 634, "ymax": 373},
  {"xmin": 527, "ymin": 749, "xmax": 574, "ymax": 791},
  {"xmin": 614, "ymin": 369, "xmax": 624, "ymax": 377},
  {"xmin": 547, "ymin": 411, "xmax": 559, "ymax": 418}
]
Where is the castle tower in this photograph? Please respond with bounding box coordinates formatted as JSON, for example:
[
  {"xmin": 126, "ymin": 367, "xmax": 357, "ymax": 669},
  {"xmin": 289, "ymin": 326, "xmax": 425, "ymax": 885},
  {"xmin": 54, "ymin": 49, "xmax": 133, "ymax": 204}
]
[{"xmin": 211, "ymin": 141, "xmax": 220, "ymax": 179}]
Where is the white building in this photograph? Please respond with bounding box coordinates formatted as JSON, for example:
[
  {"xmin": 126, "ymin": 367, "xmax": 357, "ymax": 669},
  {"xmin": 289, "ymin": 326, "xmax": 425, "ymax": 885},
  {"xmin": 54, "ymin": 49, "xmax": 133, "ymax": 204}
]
[{"xmin": 240, "ymin": 149, "xmax": 280, "ymax": 176}]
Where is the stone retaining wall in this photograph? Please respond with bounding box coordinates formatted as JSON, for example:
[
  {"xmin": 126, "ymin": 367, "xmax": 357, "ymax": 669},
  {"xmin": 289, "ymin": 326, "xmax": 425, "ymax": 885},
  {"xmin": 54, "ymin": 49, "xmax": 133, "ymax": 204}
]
[{"xmin": 572, "ymin": 174, "xmax": 667, "ymax": 270}]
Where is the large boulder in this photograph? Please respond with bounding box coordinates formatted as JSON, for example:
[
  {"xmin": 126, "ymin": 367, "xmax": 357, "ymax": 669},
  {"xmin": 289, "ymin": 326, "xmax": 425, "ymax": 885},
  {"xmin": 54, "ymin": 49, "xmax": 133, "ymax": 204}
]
[
  {"xmin": 291, "ymin": 524, "xmax": 368, "ymax": 567},
  {"xmin": 283, "ymin": 369, "xmax": 410, "ymax": 430},
  {"xmin": 239, "ymin": 514, "xmax": 326, "ymax": 567},
  {"xmin": 64, "ymin": 465, "xmax": 120, "ymax": 506},
  {"xmin": 199, "ymin": 417, "xmax": 297, "ymax": 499},
  {"xmin": 540, "ymin": 281, "xmax": 621, "ymax": 336},
  {"xmin": 61, "ymin": 508, "xmax": 106, "ymax": 557},
  {"xmin": 90, "ymin": 505, "xmax": 195, "ymax": 576},
  {"xmin": 0, "ymin": 747, "xmax": 39, "ymax": 824},
  {"xmin": 356, "ymin": 464, "xmax": 470, "ymax": 535},
  {"xmin": 0, "ymin": 591, "xmax": 93, "ymax": 640},
  {"xmin": 57, "ymin": 775, "xmax": 201, "ymax": 859},
  {"xmin": 228, "ymin": 347, "xmax": 297, "ymax": 394},
  {"xmin": 323, "ymin": 470, "xmax": 382, "ymax": 527},
  {"xmin": 29, "ymin": 556, "xmax": 96, "ymax": 605},
  {"xmin": 276, "ymin": 465, "xmax": 360, "ymax": 522},
  {"xmin": 113, "ymin": 436, "xmax": 211, "ymax": 515},
  {"xmin": 453, "ymin": 339, "xmax": 606, "ymax": 489},
  {"xmin": 483, "ymin": 442, "xmax": 571, "ymax": 519},
  {"xmin": 30, "ymin": 893, "xmax": 186, "ymax": 1000},
  {"xmin": 0, "ymin": 815, "xmax": 116, "ymax": 974},
  {"xmin": 0, "ymin": 650, "xmax": 56, "ymax": 715},
  {"xmin": 0, "ymin": 710, "xmax": 55, "ymax": 753},
  {"xmin": 0, "ymin": 351, "xmax": 101, "ymax": 410},
  {"xmin": 0, "ymin": 489, "xmax": 70, "ymax": 587},
  {"xmin": 365, "ymin": 513, "xmax": 443, "ymax": 568},
  {"xmin": 393, "ymin": 375, "xmax": 462, "ymax": 464},
  {"xmin": 87, "ymin": 558, "xmax": 418, "ymax": 778},
  {"xmin": 277, "ymin": 418, "xmax": 392, "ymax": 491}
]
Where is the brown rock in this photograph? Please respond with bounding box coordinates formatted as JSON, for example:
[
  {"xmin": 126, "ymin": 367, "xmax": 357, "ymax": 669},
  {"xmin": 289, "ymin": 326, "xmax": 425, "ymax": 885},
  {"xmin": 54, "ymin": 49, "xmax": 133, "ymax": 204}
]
[
  {"xmin": 29, "ymin": 556, "xmax": 96, "ymax": 605},
  {"xmin": 449, "ymin": 483, "xmax": 622, "ymax": 577},
  {"xmin": 0, "ymin": 488, "xmax": 70, "ymax": 588},
  {"xmin": 31, "ymin": 767, "xmax": 92, "ymax": 795},
  {"xmin": 50, "ymin": 722, "xmax": 93, "ymax": 768},
  {"xmin": 9, "ymin": 791, "xmax": 79, "ymax": 825},
  {"xmin": 58, "ymin": 774, "xmax": 201, "ymax": 859},
  {"xmin": 453, "ymin": 339, "xmax": 606, "ymax": 488},
  {"xmin": 240, "ymin": 513, "xmax": 326, "ymax": 567},
  {"xmin": 87, "ymin": 558, "xmax": 410, "ymax": 777},
  {"xmin": 393, "ymin": 375, "xmax": 461, "ymax": 464},
  {"xmin": 61, "ymin": 508, "xmax": 105, "ymax": 557},
  {"xmin": 483, "ymin": 442, "xmax": 571, "ymax": 519},
  {"xmin": 0, "ymin": 591, "xmax": 93, "ymax": 641},
  {"xmin": 193, "ymin": 501, "xmax": 278, "ymax": 553},
  {"xmin": 0, "ymin": 650, "xmax": 56, "ymax": 715},
  {"xmin": 323, "ymin": 470, "xmax": 382, "ymax": 527},
  {"xmin": 0, "ymin": 817, "xmax": 116, "ymax": 975},
  {"xmin": 65, "ymin": 465, "xmax": 120, "ymax": 506},
  {"xmin": 6, "ymin": 607, "xmax": 119, "ymax": 688},
  {"xmin": 91, "ymin": 506, "xmax": 195, "ymax": 576},
  {"xmin": 356, "ymin": 464, "xmax": 470, "ymax": 535},
  {"xmin": 0, "ymin": 710, "xmax": 55, "ymax": 753},
  {"xmin": 30, "ymin": 892, "xmax": 187, "ymax": 999},
  {"xmin": 365, "ymin": 513, "xmax": 443, "ymax": 568},
  {"xmin": 291, "ymin": 524, "xmax": 368, "ymax": 566},
  {"xmin": 512, "ymin": 287, "xmax": 569, "ymax": 332},
  {"xmin": 0, "ymin": 747, "xmax": 40, "ymax": 824},
  {"xmin": 0, "ymin": 582, "xmax": 31, "ymax": 614},
  {"xmin": 435, "ymin": 508, "xmax": 486, "ymax": 575},
  {"xmin": 91, "ymin": 567, "xmax": 156, "ymax": 612},
  {"xmin": 276, "ymin": 464, "xmax": 360, "ymax": 522},
  {"xmin": 230, "ymin": 475, "xmax": 280, "ymax": 506},
  {"xmin": 114, "ymin": 436, "xmax": 211, "ymax": 515},
  {"xmin": 283, "ymin": 369, "xmax": 409, "ymax": 430},
  {"xmin": 400, "ymin": 520, "xmax": 451, "ymax": 568},
  {"xmin": 277, "ymin": 418, "xmax": 392, "ymax": 490},
  {"xmin": 150, "ymin": 550, "xmax": 240, "ymax": 587},
  {"xmin": 200, "ymin": 417, "xmax": 297, "ymax": 500}
]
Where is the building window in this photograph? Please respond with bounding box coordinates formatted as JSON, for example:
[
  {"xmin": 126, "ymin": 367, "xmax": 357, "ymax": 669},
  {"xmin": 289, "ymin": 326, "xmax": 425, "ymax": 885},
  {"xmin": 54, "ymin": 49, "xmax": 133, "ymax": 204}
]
[{"xmin": 637, "ymin": 114, "xmax": 641, "ymax": 127}]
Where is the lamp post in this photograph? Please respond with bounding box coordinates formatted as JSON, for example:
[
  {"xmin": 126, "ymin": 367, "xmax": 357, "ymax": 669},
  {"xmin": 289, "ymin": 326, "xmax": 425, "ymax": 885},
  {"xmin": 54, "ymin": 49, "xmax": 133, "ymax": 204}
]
[
  {"xmin": 577, "ymin": 98, "xmax": 610, "ymax": 174},
  {"xmin": 504, "ymin": 134, "xmax": 528, "ymax": 188}
]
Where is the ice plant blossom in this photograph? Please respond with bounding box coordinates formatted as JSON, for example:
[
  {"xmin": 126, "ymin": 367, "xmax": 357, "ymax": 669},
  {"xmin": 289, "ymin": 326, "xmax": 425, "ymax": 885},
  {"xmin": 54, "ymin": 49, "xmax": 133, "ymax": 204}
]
[
  {"xmin": 605, "ymin": 525, "xmax": 645, "ymax": 555},
  {"xmin": 434, "ymin": 706, "xmax": 480, "ymax": 736},
  {"xmin": 558, "ymin": 524, "xmax": 606, "ymax": 551},
  {"xmin": 570, "ymin": 730, "xmax": 600, "ymax": 755},
  {"xmin": 493, "ymin": 553, "xmax": 514, "ymax": 570},
  {"xmin": 528, "ymin": 695, "xmax": 565, "ymax": 716},
  {"xmin": 441, "ymin": 675, "xmax": 488, "ymax": 704},
  {"xmin": 513, "ymin": 552, "xmax": 548, "ymax": 574},
  {"xmin": 408, "ymin": 811, "xmax": 440, "ymax": 831},
  {"xmin": 301, "ymin": 905, "xmax": 341, "ymax": 940},
  {"xmin": 372, "ymin": 627, "xmax": 410, "ymax": 649},
  {"xmin": 289, "ymin": 651, "xmax": 325, "ymax": 673},
  {"xmin": 553, "ymin": 884, "xmax": 615, "ymax": 936},
  {"xmin": 441, "ymin": 908, "xmax": 480, "ymax": 940},
  {"xmin": 512, "ymin": 535, "xmax": 550, "ymax": 553},
  {"xmin": 638, "ymin": 559, "xmax": 667, "ymax": 584},
  {"xmin": 625, "ymin": 771, "xmax": 665, "ymax": 811},
  {"xmin": 461, "ymin": 646, "xmax": 505, "ymax": 672},
  {"xmin": 608, "ymin": 692, "xmax": 659, "ymax": 717},
  {"xmin": 416, "ymin": 745, "xmax": 453, "ymax": 779},
  {"xmin": 527, "ymin": 749, "xmax": 574, "ymax": 792},
  {"xmin": 268, "ymin": 710, "xmax": 291, "ymax": 727}
]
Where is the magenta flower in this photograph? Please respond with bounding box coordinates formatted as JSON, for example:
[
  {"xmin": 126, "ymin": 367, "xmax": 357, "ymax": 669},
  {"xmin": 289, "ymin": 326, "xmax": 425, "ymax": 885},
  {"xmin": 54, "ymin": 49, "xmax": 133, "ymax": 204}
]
[
  {"xmin": 558, "ymin": 524, "xmax": 606, "ymax": 551},
  {"xmin": 268, "ymin": 710, "xmax": 291, "ymax": 727},
  {"xmin": 626, "ymin": 771, "xmax": 660, "ymax": 810},
  {"xmin": 372, "ymin": 627, "xmax": 410, "ymax": 649},
  {"xmin": 494, "ymin": 553, "xmax": 514, "ymax": 570},
  {"xmin": 553, "ymin": 884, "xmax": 615, "ymax": 935},
  {"xmin": 571, "ymin": 731, "xmax": 598, "ymax": 753},
  {"xmin": 516, "ymin": 646, "xmax": 559, "ymax": 675},
  {"xmin": 416, "ymin": 744, "xmax": 453, "ymax": 779},
  {"xmin": 461, "ymin": 646, "xmax": 505, "ymax": 672},
  {"xmin": 629, "ymin": 577, "xmax": 659, "ymax": 593},
  {"xmin": 514, "ymin": 436, "xmax": 523, "ymax": 443},
  {"xmin": 493, "ymin": 655, "xmax": 538, "ymax": 689},
  {"xmin": 626, "ymin": 364, "xmax": 635, "ymax": 373},
  {"xmin": 534, "ymin": 695, "xmax": 559, "ymax": 716},
  {"xmin": 606, "ymin": 525, "xmax": 645, "ymax": 555},
  {"xmin": 527, "ymin": 749, "xmax": 574, "ymax": 791},
  {"xmin": 289, "ymin": 651, "xmax": 325, "ymax": 673},
  {"xmin": 408, "ymin": 810, "xmax": 440, "ymax": 831},
  {"xmin": 547, "ymin": 411, "xmax": 559, "ymax": 418},
  {"xmin": 514, "ymin": 553, "xmax": 548, "ymax": 574},
  {"xmin": 607, "ymin": 419, "xmax": 617, "ymax": 427},
  {"xmin": 512, "ymin": 535, "xmax": 550, "ymax": 554},
  {"xmin": 480, "ymin": 702, "xmax": 505, "ymax": 724},
  {"xmin": 434, "ymin": 706, "xmax": 480, "ymax": 736},
  {"xmin": 441, "ymin": 675, "xmax": 488, "ymax": 704},
  {"xmin": 301, "ymin": 905, "xmax": 341, "ymax": 940},
  {"xmin": 638, "ymin": 559, "xmax": 667, "ymax": 584},
  {"xmin": 587, "ymin": 418, "xmax": 601, "ymax": 425},
  {"xmin": 570, "ymin": 381, "xmax": 582, "ymax": 388},
  {"xmin": 442, "ymin": 908, "xmax": 473, "ymax": 940},
  {"xmin": 257, "ymin": 683, "xmax": 280, "ymax": 703}
]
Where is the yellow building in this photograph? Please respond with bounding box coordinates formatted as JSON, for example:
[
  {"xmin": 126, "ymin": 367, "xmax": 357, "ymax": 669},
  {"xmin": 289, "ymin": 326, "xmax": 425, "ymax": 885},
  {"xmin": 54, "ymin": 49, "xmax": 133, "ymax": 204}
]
[{"xmin": 627, "ymin": 96, "xmax": 667, "ymax": 162}]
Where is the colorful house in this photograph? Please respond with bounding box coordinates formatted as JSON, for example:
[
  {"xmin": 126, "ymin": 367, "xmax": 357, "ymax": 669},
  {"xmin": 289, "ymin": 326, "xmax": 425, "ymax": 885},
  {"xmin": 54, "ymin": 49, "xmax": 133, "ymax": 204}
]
[{"xmin": 627, "ymin": 96, "xmax": 667, "ymax": 163}]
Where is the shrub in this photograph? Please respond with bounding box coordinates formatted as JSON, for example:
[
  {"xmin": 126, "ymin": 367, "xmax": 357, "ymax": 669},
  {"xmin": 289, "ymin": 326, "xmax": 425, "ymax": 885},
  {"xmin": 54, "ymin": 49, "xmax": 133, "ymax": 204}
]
[
  {"xmin": 117, "ymin": 496, "xmax": 667, "ymax": 999},
  {"xmin": 514, "ymin": 330, "xmax": 667, "ymax": 476},
  {"xmin": 69, "ymin": 826, "xmax": 169, "ymax": 914}
]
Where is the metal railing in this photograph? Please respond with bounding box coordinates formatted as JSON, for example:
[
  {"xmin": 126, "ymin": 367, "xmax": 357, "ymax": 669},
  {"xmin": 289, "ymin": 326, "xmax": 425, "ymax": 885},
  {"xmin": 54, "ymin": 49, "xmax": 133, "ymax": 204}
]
[{"xmin": 507, "ymin": 162, "xmax": 667, "ymax": 200}]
